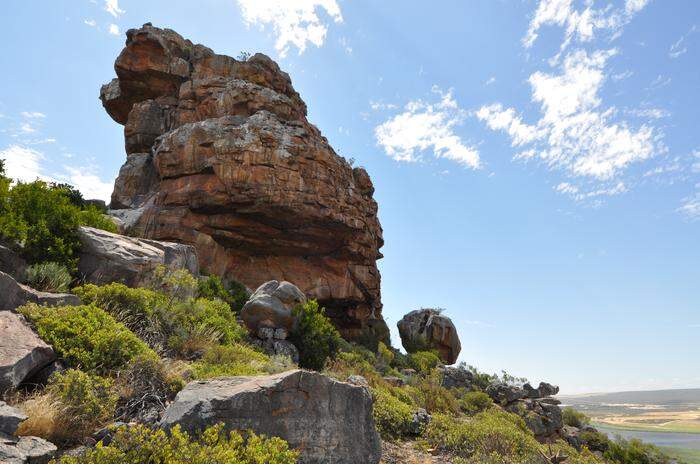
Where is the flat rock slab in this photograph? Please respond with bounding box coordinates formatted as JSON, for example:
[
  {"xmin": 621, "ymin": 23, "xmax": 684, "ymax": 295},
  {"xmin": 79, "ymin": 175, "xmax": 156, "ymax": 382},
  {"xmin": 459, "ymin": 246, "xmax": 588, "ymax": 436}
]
[
  {"xmin": 0, "ymin": 312, "xmax": 56, "ymax": 392},
  {"xmin": 0, "ymin": 401, "xmax": 27, "ymax": 435},
  {"xmin": 160, "ymin": 369, "xmax": 382, "ymax": 464},
  {"xmin": 0, "ymin": 433, "xmax": 57, "ymax": 464},
  {"xmin": 77, "ymin": 226, "xmax": 199, "ymax": 287},
  {"xmin": 0, "ymin": 271, "xmax": 80, "ymax": 312}
]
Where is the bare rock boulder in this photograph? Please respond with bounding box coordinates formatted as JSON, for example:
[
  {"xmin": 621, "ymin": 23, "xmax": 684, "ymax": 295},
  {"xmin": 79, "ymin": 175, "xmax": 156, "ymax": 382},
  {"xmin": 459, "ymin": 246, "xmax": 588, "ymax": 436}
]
[
  {"xmin": 0, "ymin": 244, "xmax": 27, "ymax": 282},
  {"xmin": 0, "ymin": 271, "xmax": 80, "ymax": 312},
  {"xmin": 241, "ymin": 280, "xmax": 306, "ymax": 333},
  {"xmin": 0, "ymin": 311, "xmax": 56, "ymax": 392},
  {"xmin": 0, "ymin": 434, "xmax": 56, "ymax": 464},
  {"xmin": 160, "ymin": 370, "xmax": 382, "ymax": 464},
  {"xmin": 397, "ymin": 308, "xmax": 461, "ymax": 365},
  {"xmin": 0, "ymin": 401, "xmax": 27, "ymax": 436},
  {"xmin": 77, "ymin": 226, "xmax": 199, "ymax": 286}
]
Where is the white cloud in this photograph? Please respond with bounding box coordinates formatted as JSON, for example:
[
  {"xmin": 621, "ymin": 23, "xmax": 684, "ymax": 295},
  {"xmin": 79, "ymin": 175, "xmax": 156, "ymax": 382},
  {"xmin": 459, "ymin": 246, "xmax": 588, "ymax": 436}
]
[
  {"xmin": 375, "ymin": 87, "xmax": 480, "ymax": 169},
  {"xmin": 626, "ymin": 108, "xmax": 670, "ymax": 119},
  {"xmin": 611, "ymin": 70, "xmax": 634, "ymax": 81},
  {"xmin": 59, "ymin": 166, "xmax": 114, "ymax": 203},
  {"xmin": 678, "ymin": 190, "xmax": 700, "ymax": 221},
  {"xmin": 0, "ymin": 145, "xmax": 49, "ymax": 182},
  {"xmin": 523, "ymin": 0, "xmax": 651, "ymax": 51},
  {"xmin": 338, "ymin": 36, "xmax": 352, "ymax": 54},
  {"xmin": 485, "ymin": 76, "xmax": 496, "ymax": 85},
  {"xmin": 84, "ymin": 19, "xmax": 97, "ymax": 27},
  {"xmin": 369, "ymin": 100, "xmax": 398, "ymax": 111},
  {"xmin": 104, "ymin": 0, "xmax": 125, "ymax": 18},
  {"xmin": 20, "ymin": 123, "xmax": 36, "ymax": 134},
  {"xmin": 669, "ymin": 25, "xmax": 697, "ymax": 59},
  {"xmin": 478, "ymin": 48, "xmax": 661, "ymax": 201},
  {"xmin": 20, "ymin": 111, "xmax": 46, "ymax": 119},
  {"xmin": 237, "ymin": 0, "xmax": 342, "ymax": 57},
  {"xmin": 108, "ymin": 24, "xmax": 120, "ymax": 36}
]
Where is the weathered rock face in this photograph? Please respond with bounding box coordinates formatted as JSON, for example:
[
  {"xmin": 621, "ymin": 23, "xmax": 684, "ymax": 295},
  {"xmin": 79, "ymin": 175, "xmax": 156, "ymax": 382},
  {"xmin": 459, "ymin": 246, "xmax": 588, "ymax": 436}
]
[
  {"xmin": 102, "ymin": 24, "xmax": 387, "ymax": 343},
  {"xmin": 0, "ymin": 311, "xmax": 56, "ymax": 392},
  {"xmin": 77, "ymin": 226, "xmax": 199, "ymax": 287},
  {"xmin": 0, "ymin": 244, "xmax": 27, "ymax": 282},
  {"xmin": 0, "ymin": 434, "xmax": 57, "ymax": 464},
  {"xmin": 397, "ymin": 308, "xmax": 461, "ymax": 364},
  {"xmin": 0, "ymin": 271, "xmax": 80, "ymax": 312},
  {"xmin": 0, "ymin": 401, "xmax": 27, "ymax": 436},
  {"xmin": 241, "ymin": 280, "xmax": 305, "ymax": 333},
  {"xmin": 160, "ymin": 370, "xmax": 382, "ymax": 464}
]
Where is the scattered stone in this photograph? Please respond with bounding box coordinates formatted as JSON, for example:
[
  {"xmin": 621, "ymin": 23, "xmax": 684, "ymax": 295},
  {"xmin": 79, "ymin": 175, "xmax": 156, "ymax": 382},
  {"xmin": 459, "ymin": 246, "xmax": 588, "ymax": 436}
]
[
  {"xmin": 93, "ymin": 422, "xmax": 128, "ymax": 446},
  {"xmin": 397, "ymin": 308, "xmax": 461, "ymax": 364},
  {"xmin": 383, "ymin": 376, "xmax": 404, "ymax": 387},
  {"xmin": 0, "ymin": 433, "xmax": 57, "ymax": 464},
  {"xmin": 160, "ymin": 370, "xmax": 382, "ymax": 464},
  {"xmin": 0, "ymin": 271, "xmax": 80, "ymax": 312},
  {"xmin": 0, "ymin": 311, "xmax": 56, "ymax": 392},
  {"xmin": 409, "ymin": 408, "xmax": 431, "ymax": 436},
  {"xmin": 505, "ymin": 398, "xmax": 563, "ymax": 438},
  {"xmin": 76, "ymin": 226, "xmax": 199, "ymax": 287},
  {"xmin": 102, "ymin": 23, "xmax": 388, "ymax": 344},
  {"xmin": 486, "ymin": 383, "xmax": 528, "ymax": 405},
  {"xmin": 524, "ymin": 381, "xmax": 559, "ymax": 399},
  {"xmin": 347, "ymin": 375, "xmax": 369, "ymax": 387},
  {"xmin": 0, "ymin": 401, "xmax": 27, "ymax": 436},
  {"xmin": 241, "ymin": 280, "xmax": 305, "ymax": 333},
  {"xmin": 440, "ymin": 365, "xmax": 475, "ymax": 389}
]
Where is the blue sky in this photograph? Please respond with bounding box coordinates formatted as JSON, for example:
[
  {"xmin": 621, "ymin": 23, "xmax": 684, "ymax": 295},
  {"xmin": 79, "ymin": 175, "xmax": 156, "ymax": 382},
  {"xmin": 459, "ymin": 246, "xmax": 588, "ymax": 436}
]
[{"xmin": 1, "ymin": 0, "xmax": 698, "ymax": 394}]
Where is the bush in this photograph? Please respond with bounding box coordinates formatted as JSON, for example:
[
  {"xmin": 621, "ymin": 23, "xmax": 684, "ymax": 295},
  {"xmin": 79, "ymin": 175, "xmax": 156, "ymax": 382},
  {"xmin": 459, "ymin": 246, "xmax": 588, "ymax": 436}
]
[
  {"xmin": 74, "ymin": 281, "xmax": 247, "ymax": 358},
  {"xmin": 53, "ymin": 423, "xmax": 299, "ymax": 464},
  {"xmin": 78, "ymin": 205, "xmax": 118, "ymax": 233},
  {"xmin": 192, "ymin": 344, "xmax": 271, "ymax": 379},
  {"xmin": 414, "ymin": 374, "xmax": 461, "ymax": 415},
  {"xmin": 408, "ymin": 350, "xmax": 442, "ymax": 376},
  {"xmin": 18, "ymin": 303, "xmax": 153, "ymax": 374},
  {"xmin": 459, "ymin": 391, "xmax": 493, "ymax": 415},
  {"xmin": 17, "ymin": 369, "xmax": 116, "ymax": 444},
  {"xmin": 563, "ymin": 407, "xmax": 591, "ymax": 428},
  {"xmin": 372, "ymin": 386, "xmax": 416, "ymax": 440},
  {"xmin": 197, "ymin": 274, "xmax": 249, "ymax": 313},
  {"xmin": 116, "ymin": 353, "xmax": 186, "ymax": 420},
  {"xmin": 25, "ymin": 262, "xmax": 72, "ymax": 292},
  {"xmin": 422, "ymin": 409, "xmax": 540, "ymax": 460},
  {"xmin": 289, "ymin": 300, "xmax": 342, "ymax": 371},
  {"xmin": 605, "ymin": 437, "xmax": 672, "ymax": 464}
]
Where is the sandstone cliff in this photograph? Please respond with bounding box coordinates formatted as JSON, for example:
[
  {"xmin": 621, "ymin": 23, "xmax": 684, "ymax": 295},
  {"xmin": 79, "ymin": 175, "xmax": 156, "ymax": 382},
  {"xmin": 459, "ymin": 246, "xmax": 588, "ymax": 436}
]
[{"xmin": 102, "ymin": 24, "xmax": 388, "ymax": 344}]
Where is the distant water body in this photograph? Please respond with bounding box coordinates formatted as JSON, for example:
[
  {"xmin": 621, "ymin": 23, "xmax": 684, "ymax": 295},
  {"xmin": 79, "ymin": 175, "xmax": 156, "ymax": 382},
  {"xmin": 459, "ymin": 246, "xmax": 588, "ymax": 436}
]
[{"xmin": 596, "ymin": 424, "xmax": 700, "ymax": 450}]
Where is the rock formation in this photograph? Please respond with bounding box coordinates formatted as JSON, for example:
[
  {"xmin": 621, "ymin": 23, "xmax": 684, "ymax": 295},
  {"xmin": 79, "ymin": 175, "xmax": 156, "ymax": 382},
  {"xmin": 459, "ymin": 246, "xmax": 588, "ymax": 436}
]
[
  {"xmin": 101, "ymin": 24, "xmax": 387, "ymax": 344},
  {"xmin": 397, "ymin": 308, "xmax": 461, "ymax": 364},
  {"xmin": 160, "ymin": 370, "xmax": 382, "ymax": 464},
  {"xmin": 0, "ymin": 401, "xmax": 56, "ymax": 464},
  {"xmin": 486, "ymin": 382, "xmax": 564, "ymax": 438},
  {"xmin": 77, "ymin": 226, "xmax": 199, "ymax": 287},
  {"xmin": 0, "ymin": 271, "xmax": 80, "ymax": 312}
]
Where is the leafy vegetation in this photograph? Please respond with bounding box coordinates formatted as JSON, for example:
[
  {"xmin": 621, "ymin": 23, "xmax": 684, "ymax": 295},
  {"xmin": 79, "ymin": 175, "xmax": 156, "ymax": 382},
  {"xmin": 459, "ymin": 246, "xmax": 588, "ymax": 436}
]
[
  {"xmin": 563, "ymin": 406, "xmax": 591, "ymax": 428},
  {"xmin": 52, "ymin": 423, "xmax": 299, "ymax": 464},
  {"xmin": 459, "ymin": 391, "xmax": 493, "ymax": 415},
  {"xmin": 26, "ymin": 262, "xmax": 72, "ymax": 292},
  {"xmin": 289, "ymin": 300, "xmax": 343, "ymax": 371},
  {"xmin": 18, "ymin": 303, "xmax": 153, "ymax": 374},
  {"xmin": 372, "ymin": 386, "xmax": 416, "ymax": 440},
  {"xmin": 197, "ymin": 274, "xmax": 249, "ymax": 313}
]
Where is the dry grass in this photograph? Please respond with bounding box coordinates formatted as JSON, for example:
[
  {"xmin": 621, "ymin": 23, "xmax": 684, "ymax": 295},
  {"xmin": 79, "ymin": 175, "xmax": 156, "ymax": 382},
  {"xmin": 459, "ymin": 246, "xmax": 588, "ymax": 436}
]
[{"xmin": 15, "ymin": 393, "xmax": 83, "ymax": 444}]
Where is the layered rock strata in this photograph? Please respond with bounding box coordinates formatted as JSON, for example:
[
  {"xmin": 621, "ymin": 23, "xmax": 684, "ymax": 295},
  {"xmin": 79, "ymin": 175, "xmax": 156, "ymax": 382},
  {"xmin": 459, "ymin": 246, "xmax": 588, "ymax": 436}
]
[{"xmin": 102, "ymin": 23, "xmax": 387, "ymax": 343}]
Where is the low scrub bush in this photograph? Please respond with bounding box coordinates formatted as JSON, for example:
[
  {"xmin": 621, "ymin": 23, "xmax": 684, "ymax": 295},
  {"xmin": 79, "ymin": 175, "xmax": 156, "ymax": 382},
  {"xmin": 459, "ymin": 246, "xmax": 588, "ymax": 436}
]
[
  {"xmin": 372, "ymin": 386, "xmax": 416, "ymax": 440},
  {"xmin": 289, "ymin": 300, "xmax": 342, "ymax": 371},
  {"xmin": 192, "ymin": 344, "xmax": 275, "ymax": 379},
  {"xmin": 408, "ymin": 350, "xmax": 442, "ymax": 376},
  {"xmin": 17, "ymin": 369, "xmax": 116, "ymax": 445},
  {"xmin": 197, "ymin": 274, "xmax": 249, "ymax": 313},
  {"xmin": 25, "ymin": 262, "xmax": 72, "ymax": 292},
  {"xmin": 414, "ymin": 374, "xmax": 461, "ymax": 415},
  {"xmin": 605, "ymin": 437, "xmax": 672, "ymax": 464},
  {"xmin": 422, "ymin": 409, "xmax": 540, "ymax": 460},
  {"xmin": 78, "ymin": 205, "xmax": 118, "ymax": 233},
  {"xmin": 459, "ymin": 391, "xmax": 493, "ymax": 415},
  {"xmin": 563, "ymin": 406, "xmax": 591, "ymax": 428},
  {"xmin": 18, "ymin": 303, "xmax": 153, "ymax": 374},
  {"xmin": 53, "ymin": 422, "xmax": 299, "ymax": 464}
]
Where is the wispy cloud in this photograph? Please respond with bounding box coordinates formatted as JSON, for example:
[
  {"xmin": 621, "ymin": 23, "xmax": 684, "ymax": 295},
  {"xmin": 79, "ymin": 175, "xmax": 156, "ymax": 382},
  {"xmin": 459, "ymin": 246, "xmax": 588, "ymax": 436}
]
[
  {"xmin": 375, "ymin": 87, "xmax": 481, "ymax": 169},
  {"xmin": 108, "ymin": 24, "xmax": 120, "ymax": 36},
  {"xmin": 104, "ymin": 0, "xmax": 125, "ymax": 18},
  {"xmin": 0, "ymin": 145, "xmax": 49, "ymax": 182},
  {"xmin": 677, "ymin": 189, "xmax": 700, "ymax": 221},
  {"xmin": 84, "ymin": 19, "xmax": 97, "ymax": 27},
  {"xmin": 669, "ymin": 25, "xmax": 697, "ymax": 59},
  {"xmin": 236, "ymin": 0, "xmax": 342, "ymax": 57},
  {"xmin": 20, "ymin": 111, "xmax": 46, "ymax": 119}
]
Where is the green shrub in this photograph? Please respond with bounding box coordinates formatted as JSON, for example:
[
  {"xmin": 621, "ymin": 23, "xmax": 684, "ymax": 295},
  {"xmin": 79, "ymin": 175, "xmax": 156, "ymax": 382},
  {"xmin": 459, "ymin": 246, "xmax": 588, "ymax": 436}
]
[
  {"xmin": 52, "ymin": 422, "xmax": 299, "ymax": 464},
  {"xmin": 289, "ymin": 300, "xmax": 342, "ymax": 371},
  {"xmin": 78, "ymin": 205, "xmax": 118, "ymax": 233},
  {"xmin": 408, "ymin": 350, "xmax": 442, "ymax": 375},
  {"xmin": 192, "ymin": 344, "xmax": 271, "ymax": 379},
  {"xmin": 422, "ymin": 409, "xmax": 540, "ymax": 459},
  {"xmin": 19, "ymin": 303, "xmax": 153, "ymax": 374},
  {"xmin": 459, "ymin": 391, "xmax": 493, "ymax": 415},
  {"xmin": 18, "ymin": 369, "xmax": 117, "ymax": 445},
  {"xmin": 197, "ymin": 274, "xmax": 249, "ymax": 313},
  {"xmin": 26, "ymin": 262, "xmax": 72, "ymax": 292},
  {"xmin": 414, "ymin": 374, "xmax": 461, "ymax": 415},
  {"xmin": 372, "ymin": 386, "xmax": 416, "ymax": 440},
  {"xmin": 562, "ymin": 407, "xmax": 591, "ymax": 428},
  {"xmin": 604, "ymin": 437, "xmax": 672, "ymax": 464}
]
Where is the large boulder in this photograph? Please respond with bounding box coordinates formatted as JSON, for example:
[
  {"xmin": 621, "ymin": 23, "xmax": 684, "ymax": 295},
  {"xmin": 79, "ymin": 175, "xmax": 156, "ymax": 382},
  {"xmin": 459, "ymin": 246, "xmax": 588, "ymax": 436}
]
[
  {"xmin": 397, "ymin": 308, "xmax": 461, "ymax": 364},
  {"xmin": 76, "ymin": 226, "xmax": 199, "ymax": 286},
  {"xmin": 0, "ymin": 434, "xmax": 56, "ymax": 464},
  {"xmin": 101, "ymin": 24, "xmax": 388, "ymax": 344},
  {"xmin": 0, "ymin": 244, "xmax": 27, "ymax": 282},
  {"xmin": 0, "ymin": 271, "xmax": 79, "ymax": 312},
  {"xmin": 241, "ymin": 280, "xmax": 305, "ymax": 333},
  {"xmin": 505, "ymin": 398, "xmax": 563, "ymax": 438},
  {"xmin": 0, "ymin": 401, "xmax": 27, "ymax": 436},
  {"xmin": 0, "ymin": 311, "xmax": 56, "ymax": 392},
  {"xmin": 160, "ymin": 370, "xmax": 382, "ymax": 464}
]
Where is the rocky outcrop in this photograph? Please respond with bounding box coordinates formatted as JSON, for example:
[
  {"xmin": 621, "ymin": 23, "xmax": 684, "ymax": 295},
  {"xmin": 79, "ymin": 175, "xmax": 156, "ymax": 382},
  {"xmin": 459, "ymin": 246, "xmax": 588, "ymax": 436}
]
[
  {"xmin": 0, "ymin": 271, "xmax": 80, "ymax": 312},
  {"xmin": 487, "ymin": 382, "xmax": 563, "ymax": 439},
  {"xmin": 76, "ymin": 226, "xmax": 199, "ymax": 287},
  {"xmin": 160, "ymin": 370, "xmax": 382, "ymax": 464},
  {"xmin": 0, "ymin": 244, "xmax": 27, "ymax": 282},
  {"xmin": 241, "ymin": 280, "xmax": 305, "ymax": 333},
  {"xmin": 397, "ymin": 309, "xmax": 461, "ymax": 364},
  {"xmin": 102, "ymin": 24, "xmax": 387, "ymax": 344},
  {"xmin": 0, "ymin": 311, "xmax": 56, "ymax": 392}
]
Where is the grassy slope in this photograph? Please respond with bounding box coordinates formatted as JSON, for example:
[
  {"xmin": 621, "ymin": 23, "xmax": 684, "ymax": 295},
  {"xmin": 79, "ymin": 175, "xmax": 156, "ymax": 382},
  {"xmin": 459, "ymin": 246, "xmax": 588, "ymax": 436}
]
[{"xmin": 660, "ymin": 447, "xmax": 700, "ymax": 464}]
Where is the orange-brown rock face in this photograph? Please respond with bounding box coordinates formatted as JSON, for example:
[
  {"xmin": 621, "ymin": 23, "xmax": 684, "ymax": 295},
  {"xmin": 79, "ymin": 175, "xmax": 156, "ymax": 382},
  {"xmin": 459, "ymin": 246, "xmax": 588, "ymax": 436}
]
[{"xmin": 102, "ymin": 24, "xmax": 388, "ymax": 344}]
